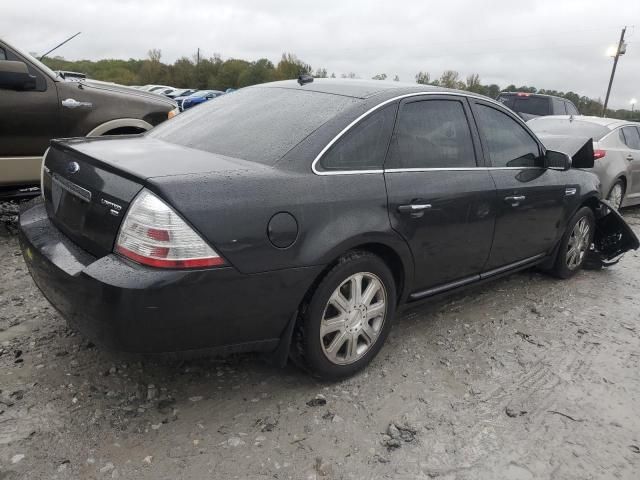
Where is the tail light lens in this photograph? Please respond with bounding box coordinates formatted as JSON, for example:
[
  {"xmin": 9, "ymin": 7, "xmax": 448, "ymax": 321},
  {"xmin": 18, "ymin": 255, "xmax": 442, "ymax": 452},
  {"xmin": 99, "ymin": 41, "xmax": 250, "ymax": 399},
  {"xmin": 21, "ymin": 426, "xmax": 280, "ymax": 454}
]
[
  {"xmin": 115, "ymin": 189, "xmax": 225, "ymax": 269},
  {"xmin": 594, "ymin": 149, "xmax": 607, "ymax": 160}
]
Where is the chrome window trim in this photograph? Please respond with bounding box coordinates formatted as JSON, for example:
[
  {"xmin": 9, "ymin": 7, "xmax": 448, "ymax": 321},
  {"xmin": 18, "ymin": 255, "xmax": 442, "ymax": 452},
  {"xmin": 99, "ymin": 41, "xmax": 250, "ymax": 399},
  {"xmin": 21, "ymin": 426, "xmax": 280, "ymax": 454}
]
[
  {"xmin": 384, "ymin": 166, "xmax": 544, "ymax": 173},
  {"xmin": 312, "ymin": 91, "xmax": 531, "ymax": 176}
]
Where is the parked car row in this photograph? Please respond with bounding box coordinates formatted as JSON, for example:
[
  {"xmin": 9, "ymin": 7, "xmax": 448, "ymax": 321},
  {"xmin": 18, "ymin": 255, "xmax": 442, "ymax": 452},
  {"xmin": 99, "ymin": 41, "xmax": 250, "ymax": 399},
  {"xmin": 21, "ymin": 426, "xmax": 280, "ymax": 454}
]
[{"xmin": 134, "ymin": 84, "xmax": 227, "ymax": 111}]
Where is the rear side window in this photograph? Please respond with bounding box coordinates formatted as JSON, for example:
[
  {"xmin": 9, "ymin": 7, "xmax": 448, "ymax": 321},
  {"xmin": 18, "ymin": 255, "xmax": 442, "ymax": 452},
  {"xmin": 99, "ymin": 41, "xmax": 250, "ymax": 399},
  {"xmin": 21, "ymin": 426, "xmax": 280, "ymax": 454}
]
[
  {"xmin": 149, "ymin": 87, "xmax": 359, "ymax": 164},
  {"xmin": 320, "ymin": 104, "xmax": 396, "ymax": 171},
  {"xmin": 386, "ymin": 99, "xmax": 476, "ymax": 169},
  {"xmin": 474, "ymin": 104, "xmax": 541, "ymax": 168},
  {"xmin": 622, "ymin": 126, "xmax": 640, "ymax": 150}
]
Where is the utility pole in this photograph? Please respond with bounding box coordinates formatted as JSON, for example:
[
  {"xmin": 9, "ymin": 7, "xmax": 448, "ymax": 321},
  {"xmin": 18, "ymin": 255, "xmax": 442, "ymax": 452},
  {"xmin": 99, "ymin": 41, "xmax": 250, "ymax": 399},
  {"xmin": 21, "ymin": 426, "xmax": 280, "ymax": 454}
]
[
  {"xmin": 196, "ymin": 48, "xmax": 200, "ymax": 66},
  {"xmin": 602, "ymin": 26, "xmax": 627, "ymax": 116}
]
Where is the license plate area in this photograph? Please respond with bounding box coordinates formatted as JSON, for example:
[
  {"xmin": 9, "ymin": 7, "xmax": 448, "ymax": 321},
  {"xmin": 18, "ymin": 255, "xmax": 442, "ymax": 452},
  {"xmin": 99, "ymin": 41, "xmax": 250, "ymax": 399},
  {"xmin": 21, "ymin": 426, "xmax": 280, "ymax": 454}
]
[{"xmin": 51, "ymin": 173, "xmax": 92, "ymax": 233}]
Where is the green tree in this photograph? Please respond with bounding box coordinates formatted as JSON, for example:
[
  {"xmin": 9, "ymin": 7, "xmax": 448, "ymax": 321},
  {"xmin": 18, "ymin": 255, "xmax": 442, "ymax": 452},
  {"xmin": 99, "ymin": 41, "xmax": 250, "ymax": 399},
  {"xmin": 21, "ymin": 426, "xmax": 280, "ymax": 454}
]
[
  {"xmin": 439, "ymin": 70, "xmax": 461, "ymax": 89},
  {"xmin": 415, "ymin": 71, "xmax": 431, "ymax": 85},
  {"xmin": 275, "ymin": 53, "xmax": 312, "ymax": 80}
]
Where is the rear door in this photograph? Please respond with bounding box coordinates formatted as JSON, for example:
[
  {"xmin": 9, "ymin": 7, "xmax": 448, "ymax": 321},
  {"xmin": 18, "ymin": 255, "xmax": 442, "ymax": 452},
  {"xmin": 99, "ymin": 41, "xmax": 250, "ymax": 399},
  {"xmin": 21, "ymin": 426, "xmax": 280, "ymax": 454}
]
[
  {"xmin": 384, "ymin": 95, "xmax": 497, "ymax": 295},
  {"xmin": 620, "ymin": 126, "xmax": 640, "ymax": 197},
  {"xmin": 469, "ymin": 99, "xmax": 567, "ymax": 271}
]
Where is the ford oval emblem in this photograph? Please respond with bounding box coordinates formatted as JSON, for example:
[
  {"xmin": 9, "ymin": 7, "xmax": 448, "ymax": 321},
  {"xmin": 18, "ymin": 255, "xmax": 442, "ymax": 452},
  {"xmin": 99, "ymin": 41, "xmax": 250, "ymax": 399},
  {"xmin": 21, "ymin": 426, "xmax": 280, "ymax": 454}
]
[{"xmin": 67, "ymin": 161, "xmax": 80, "ymax": 174}]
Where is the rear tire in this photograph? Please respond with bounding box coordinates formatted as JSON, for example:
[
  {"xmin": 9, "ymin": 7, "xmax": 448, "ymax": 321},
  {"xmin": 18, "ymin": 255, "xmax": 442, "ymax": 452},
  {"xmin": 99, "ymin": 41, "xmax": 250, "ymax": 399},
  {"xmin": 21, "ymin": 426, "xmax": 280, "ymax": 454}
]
[
  {"xmin": 292, "ymin": 251, "xmax": 396, "ymax": 380},
  {"xmin": 607, "ymin": 180, "xmax": 625, "ymax": 210},
  {"xmin": 551, "ymin": 207, "xmax": 595, "ymax": 279}
]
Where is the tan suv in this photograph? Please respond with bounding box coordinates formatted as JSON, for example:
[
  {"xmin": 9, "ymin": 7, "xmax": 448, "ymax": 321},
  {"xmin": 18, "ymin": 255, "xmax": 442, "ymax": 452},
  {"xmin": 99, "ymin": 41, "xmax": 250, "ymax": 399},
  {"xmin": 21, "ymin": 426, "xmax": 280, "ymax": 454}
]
[{"xmin": 0, "ymin": 38, "xmax": 177, "ymax": 198}]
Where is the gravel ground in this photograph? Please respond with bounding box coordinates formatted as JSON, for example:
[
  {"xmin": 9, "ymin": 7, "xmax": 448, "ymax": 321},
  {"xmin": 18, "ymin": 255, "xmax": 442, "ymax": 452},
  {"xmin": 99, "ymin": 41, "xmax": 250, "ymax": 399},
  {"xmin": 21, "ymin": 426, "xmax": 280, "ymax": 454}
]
[{"xmin": 1, "ymin": 200, "xmax": 640, "ymax": 479}]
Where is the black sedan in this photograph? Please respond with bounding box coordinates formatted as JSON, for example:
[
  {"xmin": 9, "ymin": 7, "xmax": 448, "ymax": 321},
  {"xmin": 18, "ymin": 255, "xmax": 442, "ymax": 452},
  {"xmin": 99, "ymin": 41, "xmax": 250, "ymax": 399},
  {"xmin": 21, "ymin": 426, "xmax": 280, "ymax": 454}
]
[{"xmin": 19, "ymin": 79, "xmax": 638, "ymax": 379}]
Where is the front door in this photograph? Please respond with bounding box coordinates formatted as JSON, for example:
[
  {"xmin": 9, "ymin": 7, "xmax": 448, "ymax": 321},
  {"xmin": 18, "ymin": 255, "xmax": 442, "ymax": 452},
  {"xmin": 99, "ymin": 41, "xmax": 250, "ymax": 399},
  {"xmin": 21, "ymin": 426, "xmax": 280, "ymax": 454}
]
[
  {"xmin": 0, "ymin": 42, "xmax": 60, "ymax": 186},
  {"xmin": 469, "ymin": 99, "xmax": 567, "ymax": 270},
  {"xmin": 384, "ymin": 95, "xmax": 497, "ymax": 294}
]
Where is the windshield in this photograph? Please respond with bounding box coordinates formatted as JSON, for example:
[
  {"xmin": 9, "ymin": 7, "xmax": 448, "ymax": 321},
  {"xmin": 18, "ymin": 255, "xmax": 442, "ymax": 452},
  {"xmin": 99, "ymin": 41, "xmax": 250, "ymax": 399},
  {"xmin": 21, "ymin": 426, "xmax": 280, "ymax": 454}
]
[
  {"xmin": 149, "ymin": 86, "xmax": 359, "ymax": 164},
  {"xmin": 528, "ymin": 118, "xmax": 610, "ymax": 141},
  {"xmin": 7, "ymin": 40, "xmax": 60, "ymax": 79}
]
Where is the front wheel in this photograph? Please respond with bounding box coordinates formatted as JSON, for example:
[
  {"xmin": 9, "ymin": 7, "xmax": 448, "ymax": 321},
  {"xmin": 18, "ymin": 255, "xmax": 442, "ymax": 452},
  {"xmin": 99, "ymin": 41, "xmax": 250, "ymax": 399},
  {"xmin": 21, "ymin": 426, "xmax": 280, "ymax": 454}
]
[
  {"xmin": 292, "ymin": 251, "xmax": 396, "ymax": 380},
  {"xmin": 551, "ymin": 207, "xmax": 595, "ymax": 279}
]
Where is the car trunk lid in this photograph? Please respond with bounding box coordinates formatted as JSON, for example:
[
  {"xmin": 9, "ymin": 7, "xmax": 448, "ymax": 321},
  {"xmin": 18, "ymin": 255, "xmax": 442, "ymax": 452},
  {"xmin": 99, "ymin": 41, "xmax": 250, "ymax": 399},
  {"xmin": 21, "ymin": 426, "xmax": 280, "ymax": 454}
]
[
  {"xmin": 43, "ymin": 137, "xmax": 267, "ymax": 258},
  {"xmin": 43, "ymin": 142, "xmax": 144, "ymax": 257}
]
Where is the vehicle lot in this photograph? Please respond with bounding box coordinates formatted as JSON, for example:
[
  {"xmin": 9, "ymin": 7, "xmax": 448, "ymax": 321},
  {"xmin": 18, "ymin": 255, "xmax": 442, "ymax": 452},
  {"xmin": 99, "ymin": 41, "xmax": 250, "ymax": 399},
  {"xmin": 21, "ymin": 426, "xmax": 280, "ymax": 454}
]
[{"xmin": 1, "ymin": 201, "xmax": 639, "ymax": 479}]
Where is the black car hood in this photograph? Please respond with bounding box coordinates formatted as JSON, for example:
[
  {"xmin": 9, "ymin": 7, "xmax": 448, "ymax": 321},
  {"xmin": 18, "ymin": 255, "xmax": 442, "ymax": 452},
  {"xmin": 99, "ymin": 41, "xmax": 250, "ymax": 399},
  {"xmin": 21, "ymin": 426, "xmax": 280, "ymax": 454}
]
[{"xmin": 53, "ymin": 136, "xmax": 269, "ymax": 180}]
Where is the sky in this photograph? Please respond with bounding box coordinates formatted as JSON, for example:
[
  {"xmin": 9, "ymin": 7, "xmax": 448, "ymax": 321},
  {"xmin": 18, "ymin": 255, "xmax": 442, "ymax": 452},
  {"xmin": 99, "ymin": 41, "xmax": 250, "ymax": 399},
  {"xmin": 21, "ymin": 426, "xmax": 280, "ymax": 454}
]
[{"xmin": 2, "ymin": 0, "xmax": 639, "ymax": 109}]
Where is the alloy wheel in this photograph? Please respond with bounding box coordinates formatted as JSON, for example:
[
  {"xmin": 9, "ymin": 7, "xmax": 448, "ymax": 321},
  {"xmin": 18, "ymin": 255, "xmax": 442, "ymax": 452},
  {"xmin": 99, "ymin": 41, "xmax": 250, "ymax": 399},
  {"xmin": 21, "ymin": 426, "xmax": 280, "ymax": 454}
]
[
  {"xmin": 566, "ymin": 217, "xmax": 591, "ymax": 270},
  {"xmin": 608, "ymin": 183, "xmax": 623, "ymax": 210},
  {"xmin": 320, "ymin": 272, "xmax": 387, "ymax": 365}
]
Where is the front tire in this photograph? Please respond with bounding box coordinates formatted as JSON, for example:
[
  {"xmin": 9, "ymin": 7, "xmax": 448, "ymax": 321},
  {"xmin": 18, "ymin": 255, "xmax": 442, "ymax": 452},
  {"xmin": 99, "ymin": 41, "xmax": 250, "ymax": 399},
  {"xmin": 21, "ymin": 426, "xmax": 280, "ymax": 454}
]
[
  {"xmin": 292, "ymin": 251, "xmax": 396, "ymax": 380},
  {"xmin": 551, "ymin": 207, "xmax": 595, "ymax": 279}
]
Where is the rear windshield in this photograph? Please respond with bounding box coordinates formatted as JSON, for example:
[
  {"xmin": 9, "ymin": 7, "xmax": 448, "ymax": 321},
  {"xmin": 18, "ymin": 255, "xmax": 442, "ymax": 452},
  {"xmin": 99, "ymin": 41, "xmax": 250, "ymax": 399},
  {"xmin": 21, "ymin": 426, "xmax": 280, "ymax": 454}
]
[
  {"xmin": 149, "ymin": 87, "xmax": 359, "ymax": 164},
  {"xmin": 511, "ymin": 96, "xmax": 550, "ymax": 116},
  {"xmin": 528, "ymin": 118, "xmax": 610, "ymax": 141}
]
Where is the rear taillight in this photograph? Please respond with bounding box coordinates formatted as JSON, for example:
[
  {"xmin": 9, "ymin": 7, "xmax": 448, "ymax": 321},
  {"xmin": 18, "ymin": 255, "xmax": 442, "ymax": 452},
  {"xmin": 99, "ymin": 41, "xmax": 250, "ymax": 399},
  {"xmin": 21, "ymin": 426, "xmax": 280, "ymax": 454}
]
[
  {"xmin": 594, "ymin": 149, "xmax": 607, "ymax": 160},
  {"xmin": 115, "ymin": 189, "xmax": 225, "ymax": 269}
]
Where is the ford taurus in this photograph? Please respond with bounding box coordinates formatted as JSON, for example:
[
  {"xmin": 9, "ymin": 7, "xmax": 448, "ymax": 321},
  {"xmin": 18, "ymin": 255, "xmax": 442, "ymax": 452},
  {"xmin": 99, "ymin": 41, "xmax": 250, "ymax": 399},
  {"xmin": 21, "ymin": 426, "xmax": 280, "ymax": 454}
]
[{"xmin": 19, "ymin": 79, "xmax": 639, "ymax": 379}]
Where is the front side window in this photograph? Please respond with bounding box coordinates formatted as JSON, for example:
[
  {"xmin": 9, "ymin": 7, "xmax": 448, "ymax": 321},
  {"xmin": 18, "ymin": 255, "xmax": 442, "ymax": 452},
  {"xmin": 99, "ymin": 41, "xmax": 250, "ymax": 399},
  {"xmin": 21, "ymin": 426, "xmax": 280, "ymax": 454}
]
[
  {"xmin": 622, "ymin": 126, "xmax": 640, "ymax": 150},
  {"xmin": 320, "ymin": 103, "xmax": 396, "ymax": 171},
  {"xmin": 475, "ymin": 104, "xmax": 542, "ymax": 168},
  {"xmin": 0, "ymin": 47, "xmax": 6, "ymax": 61},
  {"xmin": 386, "ymin": 99, "xmax": 476, "ymax": 169}
]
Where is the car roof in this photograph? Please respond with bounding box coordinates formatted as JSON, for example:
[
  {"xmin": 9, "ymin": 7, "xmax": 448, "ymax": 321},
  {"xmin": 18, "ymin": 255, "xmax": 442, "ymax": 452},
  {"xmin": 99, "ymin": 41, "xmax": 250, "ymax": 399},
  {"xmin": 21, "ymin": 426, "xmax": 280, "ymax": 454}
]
[
  {"xmin": 256, "ymin": 78, "xmax": 466, "ymax": 100},
  {"xmin": 533, "ymin": 115, "xmax": 640, "ymax": 129}
]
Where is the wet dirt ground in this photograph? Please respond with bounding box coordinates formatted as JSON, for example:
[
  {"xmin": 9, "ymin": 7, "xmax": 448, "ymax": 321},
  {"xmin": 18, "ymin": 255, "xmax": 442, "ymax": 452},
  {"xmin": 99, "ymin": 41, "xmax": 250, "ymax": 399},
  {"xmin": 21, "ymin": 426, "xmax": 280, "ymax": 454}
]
[{"xmin": 1, "ymin": 201, "xmax": 639, "ymax": 479}]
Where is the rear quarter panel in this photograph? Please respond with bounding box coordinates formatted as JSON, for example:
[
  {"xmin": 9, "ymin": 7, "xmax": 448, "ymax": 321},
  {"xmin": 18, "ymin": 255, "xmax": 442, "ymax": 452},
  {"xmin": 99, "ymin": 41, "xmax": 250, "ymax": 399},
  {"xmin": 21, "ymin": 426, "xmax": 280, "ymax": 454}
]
[
  {"xmin": 147, "ymin": 170, "xmax": 413, "ymax": 280},
  {"xmin": 594, "ymin": 134, "xmax": 633, "ymax": 195}
]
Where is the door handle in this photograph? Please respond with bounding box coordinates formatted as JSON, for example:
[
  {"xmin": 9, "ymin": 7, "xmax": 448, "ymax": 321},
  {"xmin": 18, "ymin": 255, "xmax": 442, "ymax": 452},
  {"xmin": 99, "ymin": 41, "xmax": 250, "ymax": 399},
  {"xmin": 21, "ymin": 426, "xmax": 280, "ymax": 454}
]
[
  {"xmin": 626, "ymin": 154, "xmax": 634, "ymax": 161},
  {"xmin": 504, "ymin": 195, "xmax": 525, "ymax": 206},
  {"xmin": 397, "ymin": 203, "xmax": 432, "ymax": 213}
]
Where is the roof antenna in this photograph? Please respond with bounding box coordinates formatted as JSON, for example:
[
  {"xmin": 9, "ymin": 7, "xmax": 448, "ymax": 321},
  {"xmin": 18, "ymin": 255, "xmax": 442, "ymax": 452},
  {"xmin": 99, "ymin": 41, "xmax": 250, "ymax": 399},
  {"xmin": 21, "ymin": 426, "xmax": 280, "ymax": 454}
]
[
  {"xmin": 39, "ymin": 32, "xmax": 82, "ymax": 61},
  {"xmin": 297, "ymin": 74, "xmax": 314, "ymax": 86}
]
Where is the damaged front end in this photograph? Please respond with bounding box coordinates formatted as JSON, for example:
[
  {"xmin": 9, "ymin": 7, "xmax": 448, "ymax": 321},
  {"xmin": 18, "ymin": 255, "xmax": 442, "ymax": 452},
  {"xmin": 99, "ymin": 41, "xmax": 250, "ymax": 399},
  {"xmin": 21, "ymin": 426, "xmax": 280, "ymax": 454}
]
[{"xmin": 585, "ymin": 200, "xmax": 640, "ymax": 269}]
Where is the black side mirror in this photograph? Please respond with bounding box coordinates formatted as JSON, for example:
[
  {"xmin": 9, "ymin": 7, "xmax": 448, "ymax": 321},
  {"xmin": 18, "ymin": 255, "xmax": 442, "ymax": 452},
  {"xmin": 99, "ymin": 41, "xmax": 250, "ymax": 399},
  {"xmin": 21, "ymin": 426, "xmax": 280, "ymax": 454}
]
[
  {"xmin": 545, "ymin": 150, "xmax": 571, "ymax": 171},
  {"xmin": 0, "ymin": 60, "xmax": 37, "ymax": 91}
]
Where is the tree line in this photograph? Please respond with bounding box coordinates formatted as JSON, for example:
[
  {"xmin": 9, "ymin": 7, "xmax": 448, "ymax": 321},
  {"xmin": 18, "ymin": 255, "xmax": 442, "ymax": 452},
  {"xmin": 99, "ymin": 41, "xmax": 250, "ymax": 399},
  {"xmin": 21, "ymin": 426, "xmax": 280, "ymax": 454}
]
[{"xmin": 42, "ymin": 50, "xmax": 639, "ymax": 120}]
